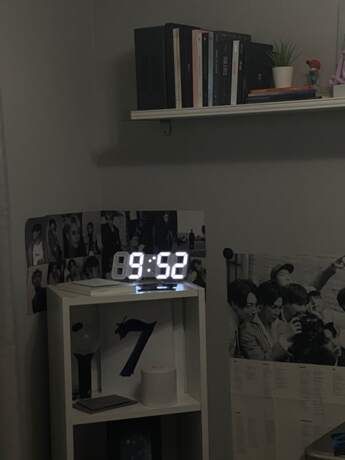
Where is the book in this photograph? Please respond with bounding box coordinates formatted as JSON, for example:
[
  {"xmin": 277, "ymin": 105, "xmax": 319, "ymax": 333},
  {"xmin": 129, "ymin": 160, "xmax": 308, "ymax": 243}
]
[
  {"xmin": 208, "ymin": 31, "xmax": 214, "ymax": 106},
  {"xmin": 135, "ymin": 23, "xmax": 193, "ymax": 110},
  {"xmin": 213, "ymin": 31, "xmax": 251, "ymax": 106},
  {"xmin": 247, "ymin": 86, "xmax": 316, "ymax": 103},
  {"xmin": 135, "ymin": 26, "xmax": 169, "ymax": 110},
  {"xmin": 74, "ymin": 394, "xmax": 137, "ymax": 413},
  {"xmin": 202, "ymin": 32, "xmax": 209, "ymax": 106},
  {"xmin": 178, "ymin": 25, "xmax": 199, "ymax": 107},
  {"xmin": 231, "ymin": 40, "xmax": 240, "ymax": 105},
  {"xmin": 247, "ymin": 42, "xmax": 274, "ymax": 91},
  {"xmin": 173, "ymin": 28, "xmax": 182, "ymax": 109},
  {"xmin": 192, "ymin": 30, "xmax": 204, "ymax": 107},
  {"xmin": 213, "ymin": 32, "xmax": 231, "ymax": 106},
  {"xmin": 59, "ymin": 278, "xmax": 133, "ymax": 297}
]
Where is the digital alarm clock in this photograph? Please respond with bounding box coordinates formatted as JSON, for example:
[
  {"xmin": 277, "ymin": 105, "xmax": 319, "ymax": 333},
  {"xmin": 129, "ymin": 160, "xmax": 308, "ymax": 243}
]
[{"xmin": 112, "ymin": 251, "xmax": 189, "ymax": 281}]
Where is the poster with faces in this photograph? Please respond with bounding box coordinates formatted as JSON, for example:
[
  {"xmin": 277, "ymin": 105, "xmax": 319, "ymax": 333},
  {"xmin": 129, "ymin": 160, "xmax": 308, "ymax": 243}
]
[
  {"xmin": 25, "ymin": 210, "xmax": 206, "ymax": 313},
  {"xmin": 225, "ymin": 252, "xmax": 345, "ymax": 460}
]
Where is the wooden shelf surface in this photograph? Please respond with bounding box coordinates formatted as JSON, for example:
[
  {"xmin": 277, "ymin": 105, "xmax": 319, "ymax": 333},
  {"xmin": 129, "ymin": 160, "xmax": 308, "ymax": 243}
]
[
  {"xmin": 131, "ymin": 97, "xmax": 345, "ymax": 121},
  {"xmin": 72, "ymin": 393, "xmax": 201, "ymax": 425}
]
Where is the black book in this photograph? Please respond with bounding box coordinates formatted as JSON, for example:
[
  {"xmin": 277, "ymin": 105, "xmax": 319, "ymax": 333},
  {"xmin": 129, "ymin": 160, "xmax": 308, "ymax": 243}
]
[
  {"xmin": 134, "ymin": 24, "xmax": 198, "ymax": 110},
  {"xmin": 236, "ymin": 35, "xmax": 251, "ymax": 104},
  {"xmin": 202, "ymin": 32, "xmax": 209, "ymax": 106},
  {"xmin": 73, "ymin": 394, "xmax": 137, "ymax": 413},
  {"xmin": 179, "ymin": 25, "xmax": 200, "ymax": 107},
  {"xmin": 247, "ymin": 42, "xmax": 274, "ymax": 91},
  {"xmin": 135, "ymin": 26, "xmax": 168, "ymax": 110},
  {"xmin": 213, "ymin": 31, "xmax": 251, "ymax": 106}
]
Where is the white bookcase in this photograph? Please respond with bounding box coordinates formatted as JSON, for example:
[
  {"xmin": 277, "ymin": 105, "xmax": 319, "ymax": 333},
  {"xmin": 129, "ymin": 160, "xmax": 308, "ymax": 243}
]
[{"xmin": 47, "ymin": 282, "xmax": 209, "ymax": 460}]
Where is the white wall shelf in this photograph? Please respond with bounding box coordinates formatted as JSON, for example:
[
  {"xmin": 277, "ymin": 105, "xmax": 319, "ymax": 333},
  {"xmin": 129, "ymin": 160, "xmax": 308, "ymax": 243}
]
[{"xmin": 131, "ymin": 97, "xmax": 345, "ymax": 121}]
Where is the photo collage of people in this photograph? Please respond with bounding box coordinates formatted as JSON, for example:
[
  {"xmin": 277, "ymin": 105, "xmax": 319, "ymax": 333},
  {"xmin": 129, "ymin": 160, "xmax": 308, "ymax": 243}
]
[
  {"xmin": 26, "ymin": 210, "xmax": 206, "ymax": 313},
  {"xmin": 224, "ymin": 252, "xmax": 345, "ymax": 367}
]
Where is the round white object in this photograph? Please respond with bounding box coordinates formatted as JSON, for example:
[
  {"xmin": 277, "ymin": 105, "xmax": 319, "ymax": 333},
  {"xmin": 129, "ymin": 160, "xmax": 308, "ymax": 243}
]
[{"xmin": 140, "ymin": 367, "xmax": 177, "ymax": 407}]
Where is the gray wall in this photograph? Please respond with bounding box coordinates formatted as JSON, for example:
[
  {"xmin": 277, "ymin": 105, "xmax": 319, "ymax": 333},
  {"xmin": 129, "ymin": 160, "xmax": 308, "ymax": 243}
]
[
  {"xmin": 95, "ymin": 1, "xmax": 345, "ymax": 458},
  {"xmin": 1, "ymin": 1, "xmax": 345, "ymax": 460},
  {"xmin": 0, "ymin": 1, "xmax": 102, "ymax": 459}
]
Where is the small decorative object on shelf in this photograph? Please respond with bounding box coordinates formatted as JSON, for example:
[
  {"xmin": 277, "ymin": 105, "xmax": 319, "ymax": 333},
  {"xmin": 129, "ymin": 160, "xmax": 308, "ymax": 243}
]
[
  {"xmin": 306, "ymin": 59, "xmax": 321, "ymax": 91},
  {"xmin": 71, "ymin": 313, "xmax": 100, "ymax": 399},
  {"xmin": 268, "ymin": 41, "xmax": 300, "ymax": 88},
  {"xmin": 330, "ymin": 47, "xmax": 345, "ymax": 97}
]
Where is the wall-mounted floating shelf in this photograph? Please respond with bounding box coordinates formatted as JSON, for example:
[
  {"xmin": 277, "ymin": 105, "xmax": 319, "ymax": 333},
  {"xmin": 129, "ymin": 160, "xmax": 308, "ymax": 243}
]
[{"xmin": 131, "ymin": 96, "xmax": 345, "ymax": 122}]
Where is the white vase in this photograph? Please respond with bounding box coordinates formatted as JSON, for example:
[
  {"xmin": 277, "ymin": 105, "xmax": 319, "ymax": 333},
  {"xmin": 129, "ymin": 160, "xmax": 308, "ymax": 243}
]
[{"xmin": 273, "ymin": 66, "xmax": 294, "ymax": 88}]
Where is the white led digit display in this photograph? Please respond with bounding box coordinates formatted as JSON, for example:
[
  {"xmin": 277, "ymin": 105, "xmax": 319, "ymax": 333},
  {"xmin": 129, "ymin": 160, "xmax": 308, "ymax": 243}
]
[
  {"xmin": 128, "ymin": 252, "xmax": 145, "ymax": 280},
  {"xmin": 111, "ymin": 251, "xmax": 130, "ymax": 280},
  {"xmin": 155, "ymin": 252, "xmax": 171, "ymax": 280},
  {"xmin": 112, "ymin": 251, "xmax": 191, "ymax": 281},
  {"xmin": 171, "ymin": 252, "xmax": 189, "ymax": 280}
]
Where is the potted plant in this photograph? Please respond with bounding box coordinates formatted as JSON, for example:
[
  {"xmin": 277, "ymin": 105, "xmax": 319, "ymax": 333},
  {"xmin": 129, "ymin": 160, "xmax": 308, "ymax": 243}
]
[{"xmin": 269, "ymin": 41, "xmax": 300, "ymax": 88}]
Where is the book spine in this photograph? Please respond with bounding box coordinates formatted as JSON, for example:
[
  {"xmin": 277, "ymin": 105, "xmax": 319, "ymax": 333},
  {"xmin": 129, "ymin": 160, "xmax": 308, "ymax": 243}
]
[
  {"xmin": 240, "ymin": 37, "xmax": 250, "ymax": 104},
  {"xmin": 231, "ymin": 40, "xmax": 240, "ymax": 105},
  {"xmin": 180, "ymin": 27, "xmax": 194, "ymax": 108},
  {"xmin": 208, "ymin": 31, "xmax": 214, "ymax": 106},
  {"xmin": 213, "ymin": 33, "xmax": 231, "ymax": 106},
  {"xmin": 202, "ymin": 32, "xmax": 209, "ymax": 106},
  {"xmin": 237, "ymin": 39, "xmax": 245, "ymax": 104},
  {"xmin": 134, "ymin": 27, "xmax": 168, "ymax": 110},
  {"xmin": 192, "ymin": 30, "xmax": 203, "ymax": 107},
  {"xmin": 173, "ymin": 28, "xmax": 182, "ymax": 109},
  {"xmin": 165, "ymin": 25, "xmax": 177, "ymax": 108}
]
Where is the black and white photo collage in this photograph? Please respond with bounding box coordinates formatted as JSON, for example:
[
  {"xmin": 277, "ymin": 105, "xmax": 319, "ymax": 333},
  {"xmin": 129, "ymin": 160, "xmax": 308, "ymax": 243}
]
[
  {"xmin": 224, "ymin": 252, "xmax": 345, "ymax": 367},
  {"xmin": 26, "ymin": 210, "xmax": 206, "ymax": 313}
]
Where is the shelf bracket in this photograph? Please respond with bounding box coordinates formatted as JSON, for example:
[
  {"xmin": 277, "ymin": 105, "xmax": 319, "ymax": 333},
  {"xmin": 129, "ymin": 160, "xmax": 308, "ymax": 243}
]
[{"xmin": 160, "ymin": 120, "xmax": 172, "ymax": 136}]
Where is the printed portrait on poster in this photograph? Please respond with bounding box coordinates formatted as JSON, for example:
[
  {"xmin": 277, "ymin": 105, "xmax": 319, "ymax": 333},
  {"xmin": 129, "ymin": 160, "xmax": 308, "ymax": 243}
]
[
  {"xmin": 224, "ymin": 251, "xmax": 345, "ymax": 366},
  {"xmin": 224, "ymin": 250, "xmax": 345, "ymax": 460}
]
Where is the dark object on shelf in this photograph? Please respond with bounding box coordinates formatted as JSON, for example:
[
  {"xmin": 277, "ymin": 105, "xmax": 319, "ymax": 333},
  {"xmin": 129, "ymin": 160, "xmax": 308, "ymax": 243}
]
[
  {"xmin": 107, "ymin": 417, "xmax": 161, "ymax": 460},
  {"xmin": 247, "ymin": 42, "xmax": 274, "ymax": 91},
  {"xmin": 247, "ymin": 86, "xmax": 316, "ymax": 103},
  {"xmin": 213, "ymin": 31, "xmax": 251, "ymax": 105},
  {"xmin": 73, "ymin": 394, "xmax": 137, "ymax": 414},
  {"xmin": 137, "ymin": 282, "xmax": 178, "ymax": 292},
  {"xmin": 74, "ymin": 353, "xmax": 93, "ymax": 399},
  {"xmin": 134, "ymin": 24, "xmax": 198, "ymax": 110}
]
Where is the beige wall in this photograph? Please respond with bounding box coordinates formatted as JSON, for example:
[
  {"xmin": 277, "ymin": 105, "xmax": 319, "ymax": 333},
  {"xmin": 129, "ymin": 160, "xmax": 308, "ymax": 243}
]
[{"xmin": 1, "ymin": 0, "xmax": 345, "ymax": 459}]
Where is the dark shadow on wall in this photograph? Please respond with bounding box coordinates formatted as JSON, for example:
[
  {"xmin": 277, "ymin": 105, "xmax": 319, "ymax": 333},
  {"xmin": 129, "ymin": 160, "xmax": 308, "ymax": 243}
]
[{"xmin": 94, "ymin": 109, "xmax": 345, "ymax": 167}]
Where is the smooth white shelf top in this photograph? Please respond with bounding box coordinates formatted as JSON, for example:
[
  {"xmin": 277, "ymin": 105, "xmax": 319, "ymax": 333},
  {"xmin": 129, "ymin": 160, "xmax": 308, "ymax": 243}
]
[
  {"xmin": 49, "ymin": 281, "xmax": 200, "ymax": 306},
  {"xmin": 131, "ymin": 97, "xmax": 345, "ymax": 121},
  {"xmin": 72, "ymin": 393, "xmax": 201, "ymax": 425}
]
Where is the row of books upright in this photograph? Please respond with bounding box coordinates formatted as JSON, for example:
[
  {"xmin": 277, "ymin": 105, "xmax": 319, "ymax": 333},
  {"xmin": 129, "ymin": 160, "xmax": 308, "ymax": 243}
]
[{"xmin": 134, "ymin": 23, "xmax": 251, "ymax": 110}]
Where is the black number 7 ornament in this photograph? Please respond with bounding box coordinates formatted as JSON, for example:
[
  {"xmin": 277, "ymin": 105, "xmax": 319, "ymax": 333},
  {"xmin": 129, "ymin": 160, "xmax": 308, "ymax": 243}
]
[{"xmin": 115, "ymin": 318, "xmax": 157, "ymax": 377}]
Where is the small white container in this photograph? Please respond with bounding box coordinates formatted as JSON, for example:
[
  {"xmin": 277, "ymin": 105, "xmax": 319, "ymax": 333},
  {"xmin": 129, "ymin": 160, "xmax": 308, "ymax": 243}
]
[
  {"xmin": 333, "ymin": 84, "xmax": 345, "ymax": 98},
  {"xmin": 273, "ymin": 66, "xmax": 294, "ymax": 88},
  {"xmin": 140, "ymin": 367, "xmax": 177, "ymax": 407}
]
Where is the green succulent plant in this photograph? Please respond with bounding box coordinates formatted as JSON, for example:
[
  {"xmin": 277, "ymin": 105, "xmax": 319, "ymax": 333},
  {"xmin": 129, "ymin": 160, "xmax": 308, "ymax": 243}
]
[{"xmin": 268, "ymin": 41, "xmax": 300, "ymax": 67}]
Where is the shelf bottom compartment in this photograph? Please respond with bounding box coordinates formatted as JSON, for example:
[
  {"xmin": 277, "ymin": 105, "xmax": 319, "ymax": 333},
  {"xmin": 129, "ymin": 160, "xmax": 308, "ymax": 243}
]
[{"xmin": 74, "ymin": 412, "xmax": 202, "ymax": 460}]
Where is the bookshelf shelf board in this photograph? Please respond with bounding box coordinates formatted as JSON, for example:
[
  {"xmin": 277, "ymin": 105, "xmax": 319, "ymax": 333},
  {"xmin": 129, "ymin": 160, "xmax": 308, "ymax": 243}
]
[
  {"xmin": 131, "ymin": 97, "xmax": 345, "ymax": 121},
  {"xmin": 72, "ymin": 394, "xmax": 201, "ymax": 426}
]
